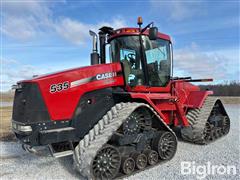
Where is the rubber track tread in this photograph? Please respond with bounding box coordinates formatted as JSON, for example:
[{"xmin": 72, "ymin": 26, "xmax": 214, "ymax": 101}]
[
  {"xmin": 73, "ymin": 102, "xmax": 176, "ymax": 179},
  {"xmin": 181, "ymin": 97, "xmax": 229, "ymax": 144}
]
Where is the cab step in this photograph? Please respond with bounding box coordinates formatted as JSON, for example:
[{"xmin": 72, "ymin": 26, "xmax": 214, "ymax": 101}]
[
  {"xmin": 50, "ymin": 150, "xmax": 73, "ymax": 158},
  {"xmin": 48, "ymin": 141, "xmax": 74, "ymax": 158}
]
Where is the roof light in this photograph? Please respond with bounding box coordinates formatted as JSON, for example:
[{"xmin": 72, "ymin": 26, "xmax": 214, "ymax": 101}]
[{"xmin": 137, "ymin": 17, "xmax": 143, "ymax": 26}]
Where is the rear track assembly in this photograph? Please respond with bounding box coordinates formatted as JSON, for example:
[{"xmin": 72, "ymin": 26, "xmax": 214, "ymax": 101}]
[{"xmin": 181, "ymin": 97, "xmax": 230, "ymax": 144}]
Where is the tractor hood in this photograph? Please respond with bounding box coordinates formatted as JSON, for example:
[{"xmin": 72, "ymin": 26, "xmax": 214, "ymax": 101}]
[
  {"xmin": 20, "ymin": 63, "xmax": 123, "ymax": 85},
  {"xmin": 16, "ymin": 63, "xmax": 124, "ymax": 120}
]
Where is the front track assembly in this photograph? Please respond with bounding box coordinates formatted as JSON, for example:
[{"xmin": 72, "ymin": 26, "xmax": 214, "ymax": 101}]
[
  {"xmin": 73, "ymin": 102, "xmax": 177, "ymax": 179},
  {"xmin": 181, "ymin": 97, "xmax": 230, "ymax": 144}
]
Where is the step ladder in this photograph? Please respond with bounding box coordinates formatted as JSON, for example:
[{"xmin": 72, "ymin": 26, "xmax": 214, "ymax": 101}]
[{"xmin": 48, "ymin": 141, "xmax": 74, "ymax": 158}]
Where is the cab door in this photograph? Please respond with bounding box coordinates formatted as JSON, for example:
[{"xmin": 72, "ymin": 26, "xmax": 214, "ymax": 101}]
[{"xmin": 127, "ymin": 37, "xmax": 172, "ymax": 93}]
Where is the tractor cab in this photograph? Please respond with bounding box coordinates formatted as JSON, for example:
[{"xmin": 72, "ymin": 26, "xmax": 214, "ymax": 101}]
[
  {"xmin": 109, "ymin": 29, "xmax": 172, "ymax": 88},
  {"xmin": 89, "ymin": 17, "xmax": 173, "ymax": 91}
]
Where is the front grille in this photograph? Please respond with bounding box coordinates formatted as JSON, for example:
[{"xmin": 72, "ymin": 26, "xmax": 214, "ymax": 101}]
[{"xmin": 12, "ymin": 83, "xmax": 50, "ymax": 124}]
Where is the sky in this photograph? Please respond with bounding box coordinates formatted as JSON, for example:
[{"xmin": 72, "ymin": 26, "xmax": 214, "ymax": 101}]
[{"xmin": 1, "ymin": 0, "xmax": 239, "ymax": 91}]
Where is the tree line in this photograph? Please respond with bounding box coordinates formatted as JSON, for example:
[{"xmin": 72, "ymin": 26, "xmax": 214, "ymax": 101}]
[{"xmin": 199, "ymin": 81, "xmax": 240, "ymax": 96}]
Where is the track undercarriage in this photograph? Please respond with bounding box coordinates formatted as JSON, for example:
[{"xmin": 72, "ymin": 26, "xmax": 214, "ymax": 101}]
[
  {"xmin": 181, "ymin": 97, "xmax": 230, "ymax": 144},
  {"xmin": 73, "ymin": 97, "xmax": 230, "ymax": 179},
  {"xmin": 73, "ymin": 102, "xmax": 178, "ymax": 179}
]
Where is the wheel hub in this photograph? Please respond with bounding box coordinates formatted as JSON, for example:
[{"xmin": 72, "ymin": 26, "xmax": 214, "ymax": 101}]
[
  {"xmin": 92, "ymin": 145, "xmax": 121, "ymax": 179},
  {"xmin": 152, "ymin": 131, "xmax": 177, "ymax": 160},
  {"xmin": 123, "ymin": 115, "xmax": 141, "ymax": 135},
  {"xmin": 121, "ymin": 157, "xmax": 135, "ymax": 175}
]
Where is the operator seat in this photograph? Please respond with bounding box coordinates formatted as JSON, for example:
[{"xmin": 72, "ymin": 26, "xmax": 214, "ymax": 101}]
[
  {"xmin": 158, "ymin": 60, "xmax": 169, "ymax": 85},
  {"xmin": 148, "ymin": 61, "xmax": 160, "ymax": 86},
  {"xmin": 121, "ymin": 59, "xmax": 144, "ymax": 86},
  {"xmin": 121, "ymin": 60, "xmax": 131, "ymax": 84}
]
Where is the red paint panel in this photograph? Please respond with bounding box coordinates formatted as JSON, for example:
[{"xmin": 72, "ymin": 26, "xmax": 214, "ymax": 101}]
[
  {"xmin": 129, "ymin": 92, "xmax": 174, "ymax": 125},
  {"xmin": 21, "ymin": 63, "xmax": 124, "ymax": 120},
  {"xmin": 186, "ymin": 91, "xmax": 213, "ymax": 108},
  {"xmin": 109, "ymin": 28, "xmax": 171, "ymax": 42},
  {"xmin": 126, "ymin": 82, "xmax": 171, "ymax": 93}
]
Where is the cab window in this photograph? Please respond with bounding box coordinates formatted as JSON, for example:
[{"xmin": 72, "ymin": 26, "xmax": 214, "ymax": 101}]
[{"xmin": 143, "ymin": 36, "xmax": 171, "ymax": 87}]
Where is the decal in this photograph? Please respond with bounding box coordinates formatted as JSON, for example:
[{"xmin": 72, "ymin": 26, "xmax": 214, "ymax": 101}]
[
  {"xmin": 96, "ymin": 72, "xmax": 117, "ymax": 80},
  {"xmin": 50, "ymin": 81, "xmax": 69, "ymax": 93},
  {"xmin": 70, "ymin": 77, "xmax": 93, "ymax": 88},
  {"xmin": 70, "ymin": 71, "xmax": 120, "ymax": 88}
]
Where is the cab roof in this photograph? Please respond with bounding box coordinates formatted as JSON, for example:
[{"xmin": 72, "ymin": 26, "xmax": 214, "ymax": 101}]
[{"xmin": 108, "ymin": 27, "xmax": 171, "ymax": 42}]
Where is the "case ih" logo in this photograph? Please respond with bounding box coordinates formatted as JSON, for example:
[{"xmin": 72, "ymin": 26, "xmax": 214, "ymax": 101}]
[{"xmin": 96, "ymin": 72, "xmax": 117, "ymax": 80}]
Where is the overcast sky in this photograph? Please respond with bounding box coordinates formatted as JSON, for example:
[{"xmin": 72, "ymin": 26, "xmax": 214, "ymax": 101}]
[{"xmin": 1, "ymin": 0, "xmax": 239, "ymax": 91}]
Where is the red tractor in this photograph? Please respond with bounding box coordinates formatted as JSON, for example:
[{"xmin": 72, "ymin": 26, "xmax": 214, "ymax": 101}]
[{"xmin": 12, "ymin": 18, "xmax": 230, "ymax": 179}]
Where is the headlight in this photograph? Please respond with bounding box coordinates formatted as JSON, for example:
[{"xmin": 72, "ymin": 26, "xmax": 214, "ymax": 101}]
[
  {"xmin": 12, "ymin": 84, "xmax": 22, "ymax": 90},
  {"xmin": 12, "ymin": 121, "xmax": 32, "ymax": 134}
]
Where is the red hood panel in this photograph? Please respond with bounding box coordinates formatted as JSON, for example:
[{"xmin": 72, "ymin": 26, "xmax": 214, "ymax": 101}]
[{"xmin": 23, "ymin": 63, "xmax": 124, "ymax": 120}]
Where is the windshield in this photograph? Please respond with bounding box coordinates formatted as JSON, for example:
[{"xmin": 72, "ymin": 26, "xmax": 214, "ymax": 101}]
[{"xmin": 110, "ymin": 35, "xmax": 171, "ymax": 87}]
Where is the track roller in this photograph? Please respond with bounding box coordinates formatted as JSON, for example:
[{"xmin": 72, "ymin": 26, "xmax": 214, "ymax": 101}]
[
  {"xmin": 121, "ymin": 156, "xmax": 135, "ymax": 175},
  {"xmin": 131, "ymin": 152, "xmax": 147, "ymax": 170},
  {"xmin": 143, "ymin": 150, "xmax": 159, "ymax": 166}
]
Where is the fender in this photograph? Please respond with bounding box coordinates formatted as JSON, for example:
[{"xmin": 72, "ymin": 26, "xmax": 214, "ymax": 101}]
[{"xmin": 186, "ymin": 90, "xmax": 213, "ymax": 108}]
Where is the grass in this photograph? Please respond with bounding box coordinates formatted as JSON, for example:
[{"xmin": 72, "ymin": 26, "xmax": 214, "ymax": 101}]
[
  {"xmin": 0, "ymin": 92, "xmax": 14, "ymax": 102},
  {"xmin": 0, "ymin": 106, "xmax": 15, "ymax": 141}
]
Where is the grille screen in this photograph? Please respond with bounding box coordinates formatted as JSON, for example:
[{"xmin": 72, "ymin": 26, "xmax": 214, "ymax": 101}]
[{"xmin": 12, "ymin": 83, "xmax": 50, "ymax": 123}]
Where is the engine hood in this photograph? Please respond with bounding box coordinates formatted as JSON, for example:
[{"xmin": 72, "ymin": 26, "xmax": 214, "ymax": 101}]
[{"xmin": 17, "ymin": 62, "xmax": 124, "ymax": 120}]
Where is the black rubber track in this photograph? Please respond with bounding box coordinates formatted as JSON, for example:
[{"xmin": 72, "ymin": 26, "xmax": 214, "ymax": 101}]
[
  {"xmin": 181, "ymin": 97, "xmax": 230, "ymax": 144},
  {"xmin": 73, "ymin": 102, "xmax": 177, "ymax": 179}
]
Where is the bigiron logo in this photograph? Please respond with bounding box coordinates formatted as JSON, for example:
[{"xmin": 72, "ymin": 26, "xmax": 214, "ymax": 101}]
[
  {"xmin": 181, "ymin": 161, "xmax": 237, "ymax": 179},
  {"xmin": 96, "ymin": 72, "xmax": 117, "ymax": 80}
]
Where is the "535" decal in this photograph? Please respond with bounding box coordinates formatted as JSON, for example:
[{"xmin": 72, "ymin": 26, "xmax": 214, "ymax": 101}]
[{"xmin": 50, "ymin": 81, "xmax": 69, "ymax": 93}]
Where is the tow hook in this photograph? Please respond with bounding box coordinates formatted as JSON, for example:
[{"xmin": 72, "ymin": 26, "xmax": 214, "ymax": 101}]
[{"xmin": 22, "ymin": 144, "xmax": 37, "ymax": 153}]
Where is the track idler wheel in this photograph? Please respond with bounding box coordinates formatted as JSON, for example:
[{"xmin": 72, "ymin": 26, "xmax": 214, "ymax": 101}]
[
  {"xmin": 92, "ymin": 145, "xmax": 121, "ymax": 180},
  {"xmin": 203, "ymin": 122, "xmax": 212, "ymax": 142},
  {"xmin": 152, "ymin": 131, "xmax": 177, "ymax": 160},
  {"xmin": 144, "ymin": 150, "xmax": 159, "ymax": 166},
  {"xmin": 131, "ymin": 152, "xmax": 147, "ymax": 170},
  {"xmin": 222, "ymin": 116, "xmax": 230, "ymax": 135},
  {"xmin": 121, "ymin": 156, "xmax": 135, "ymax": 175}
]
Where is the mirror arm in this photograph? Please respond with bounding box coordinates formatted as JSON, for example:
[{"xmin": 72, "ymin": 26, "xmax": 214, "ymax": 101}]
[{"xmin": 140, "ymin": 22, "xmax": 154, "ymax": 33}]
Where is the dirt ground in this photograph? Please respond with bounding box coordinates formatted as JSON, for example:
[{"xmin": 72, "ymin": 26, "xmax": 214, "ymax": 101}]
[
  {"xmin": 0, "ymin": 106, "xmax": 15, "ymax": 141},
  {"xmin": 0, "ymin": 104, "xmax": 239, "ymax": 180},
  {"xmin": 0, "ymin": 93, "xmax": 239, "ymax": 141}
]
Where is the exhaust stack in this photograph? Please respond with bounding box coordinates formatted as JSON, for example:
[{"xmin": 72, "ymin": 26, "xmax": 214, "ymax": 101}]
[{"xmin": 89, "ymin": 30, "xmax": 99, "ymax": 65}]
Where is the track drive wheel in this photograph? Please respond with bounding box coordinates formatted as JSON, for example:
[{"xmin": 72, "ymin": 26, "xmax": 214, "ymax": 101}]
[
  {"xmin": 203, "ymin": 122, "xmax": 212, "ymax": 142},
  {"xmin": 92, "ymin": 145, "xmax": 121, "ymax": 180},
  {"xmin": 152, "ymin": 131, "xmax": 177, "ymax": 160},
  {"xmin": 222, "ymin": 116, "xmax": 230, "ymax": 135}
]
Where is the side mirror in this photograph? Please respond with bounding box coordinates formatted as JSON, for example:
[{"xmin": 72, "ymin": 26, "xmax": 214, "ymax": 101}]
[{"xmin": 149, "ymin": 27, "xmax": 158, "ymax": 40}]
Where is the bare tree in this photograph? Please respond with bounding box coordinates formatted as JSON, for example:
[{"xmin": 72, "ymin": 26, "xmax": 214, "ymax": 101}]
[{"xmin": 200, "ymin": 81, "xmax": 240, "ymax": 96}]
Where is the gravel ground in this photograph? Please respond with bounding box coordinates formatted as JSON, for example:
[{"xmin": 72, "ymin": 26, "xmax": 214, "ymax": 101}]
[{"xmin": 0, "ymin": 104, "xmax": 239, "ymax": 180}]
